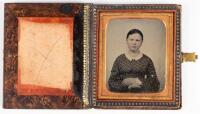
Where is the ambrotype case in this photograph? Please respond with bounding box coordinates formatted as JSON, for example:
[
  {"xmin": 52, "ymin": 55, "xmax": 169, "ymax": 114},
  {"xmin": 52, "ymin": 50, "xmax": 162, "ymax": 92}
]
[{"xmin": 4, "ymin": 3, "xmax": 196, "ymax": 109}]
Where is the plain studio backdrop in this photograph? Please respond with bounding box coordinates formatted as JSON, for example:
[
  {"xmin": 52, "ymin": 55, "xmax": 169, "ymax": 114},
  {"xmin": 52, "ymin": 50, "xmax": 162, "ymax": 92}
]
[
  {"xmin": 0, "ymin": 0, "xmax": 200, "ymax": 114},
  {"xmin": 106, "ymin": 19, "xmax": 166, "ymax": 91}
]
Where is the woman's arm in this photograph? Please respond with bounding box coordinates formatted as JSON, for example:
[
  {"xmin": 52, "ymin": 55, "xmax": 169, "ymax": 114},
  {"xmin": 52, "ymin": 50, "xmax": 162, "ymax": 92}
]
[
  {"xmin": 143, "ymin": 59, "xmax": 160, "ymax": 92},
  {"xmin": 108, "ymin": 59, "xmax": 127, "ymax": 92}
]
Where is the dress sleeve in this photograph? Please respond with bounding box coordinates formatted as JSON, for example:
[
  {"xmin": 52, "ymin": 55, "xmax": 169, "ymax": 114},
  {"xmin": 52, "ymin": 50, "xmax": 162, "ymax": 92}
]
[
  {"xmin": 143, "ymin": 58, "xmax": 160, "ymax": 92},
  {"xmin": 108, "ymin": 58, "xmax": 127, "ymax": 92}
]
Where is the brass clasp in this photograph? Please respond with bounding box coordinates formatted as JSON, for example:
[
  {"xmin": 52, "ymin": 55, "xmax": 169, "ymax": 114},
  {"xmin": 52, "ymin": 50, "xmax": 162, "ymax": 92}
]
[{"xmin": 181, "ymin": 52, "xmax": 198, "ymax": 62}]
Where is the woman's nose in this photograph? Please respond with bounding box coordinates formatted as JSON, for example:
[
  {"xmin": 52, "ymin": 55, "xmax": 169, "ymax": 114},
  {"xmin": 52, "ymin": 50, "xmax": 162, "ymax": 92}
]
[{"xmin": 132, "ymin": 41, "xmax": 137, "ymax": 45}]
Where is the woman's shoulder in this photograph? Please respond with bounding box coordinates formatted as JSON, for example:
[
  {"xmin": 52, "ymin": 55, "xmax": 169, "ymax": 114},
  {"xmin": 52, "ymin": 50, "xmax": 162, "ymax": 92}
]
[
  {"xmin": 115, "ymin": 53, "xmax": 126, "ymax": 61},
  {"xmin": 142, "ymin": 54, "xmax": 153, "ymax": 62}
]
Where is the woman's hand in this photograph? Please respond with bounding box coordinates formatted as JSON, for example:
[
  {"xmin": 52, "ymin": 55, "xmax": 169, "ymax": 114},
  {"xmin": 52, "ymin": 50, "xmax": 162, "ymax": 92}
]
[{"xmin": 122, "ymin": 78, "xmax": 142, "ymax": 88}]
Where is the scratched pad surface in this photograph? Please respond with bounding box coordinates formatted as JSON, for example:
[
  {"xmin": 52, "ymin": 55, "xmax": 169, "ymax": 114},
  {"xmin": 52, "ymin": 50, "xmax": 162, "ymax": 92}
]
[{"xmin": 18, "ymin": 17, "xmax": 73, "ymax": 95}]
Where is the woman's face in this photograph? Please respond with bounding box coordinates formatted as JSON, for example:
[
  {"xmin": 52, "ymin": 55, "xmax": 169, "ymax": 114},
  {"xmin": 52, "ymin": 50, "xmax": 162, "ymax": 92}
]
[{"xmin": 126, "ymin": 33, "xmax": 143, "ymax": 52}]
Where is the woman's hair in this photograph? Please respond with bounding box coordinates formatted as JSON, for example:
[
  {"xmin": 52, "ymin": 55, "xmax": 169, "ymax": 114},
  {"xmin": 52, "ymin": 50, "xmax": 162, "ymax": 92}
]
[{"xmin": 126, "ymin": 29, "xmax": 143, "ymax": 41}]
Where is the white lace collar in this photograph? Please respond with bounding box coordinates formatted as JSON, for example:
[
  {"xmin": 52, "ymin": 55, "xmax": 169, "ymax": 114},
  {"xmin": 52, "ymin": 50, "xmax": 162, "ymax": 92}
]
[{"xmin": 125, "ymin": 51, "xmax": 143, "ymax": 61}]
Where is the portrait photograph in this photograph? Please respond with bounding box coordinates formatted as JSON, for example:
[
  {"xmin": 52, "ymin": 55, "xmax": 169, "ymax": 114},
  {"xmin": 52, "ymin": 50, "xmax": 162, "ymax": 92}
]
[
  {"xmin": 106, "ymin": 19, "xmax": 166, "ymax": 93},
  {"xmin": 93, "ymin": 6, "xmax": 180, "ymax": 108}
]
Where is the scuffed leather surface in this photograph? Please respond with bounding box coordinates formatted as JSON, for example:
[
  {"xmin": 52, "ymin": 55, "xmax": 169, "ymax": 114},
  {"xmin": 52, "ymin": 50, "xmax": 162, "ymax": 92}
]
[{"xmin": 4, "ymin": 3, "xmax": 84, "ymax": 109}]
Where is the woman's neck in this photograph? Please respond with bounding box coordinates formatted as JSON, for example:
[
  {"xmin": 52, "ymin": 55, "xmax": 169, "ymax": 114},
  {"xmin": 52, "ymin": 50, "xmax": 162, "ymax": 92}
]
[{"xmin": 128, "ymin": 50, "xmax": 141, "ymax": 57}]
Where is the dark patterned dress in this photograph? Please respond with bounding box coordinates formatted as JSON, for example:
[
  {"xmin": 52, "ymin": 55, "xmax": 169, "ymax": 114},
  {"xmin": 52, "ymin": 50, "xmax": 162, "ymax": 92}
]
[{"xmin": 108, "ymin": 54, "xmax": 160, "ymax": 93}]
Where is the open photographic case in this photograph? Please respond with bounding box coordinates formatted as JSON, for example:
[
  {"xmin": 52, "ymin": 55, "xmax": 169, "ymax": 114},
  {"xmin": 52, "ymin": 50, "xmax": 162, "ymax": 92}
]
[{"xmin": 4, "ymin": 3, "xmax": 197, "ymax": 109}]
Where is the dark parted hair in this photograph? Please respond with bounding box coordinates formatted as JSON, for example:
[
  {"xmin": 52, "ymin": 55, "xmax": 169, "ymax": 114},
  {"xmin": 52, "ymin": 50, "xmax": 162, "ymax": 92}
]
[{"xmin": 126, "ymin": 29, "xmax": 143, "ymax": 41}]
